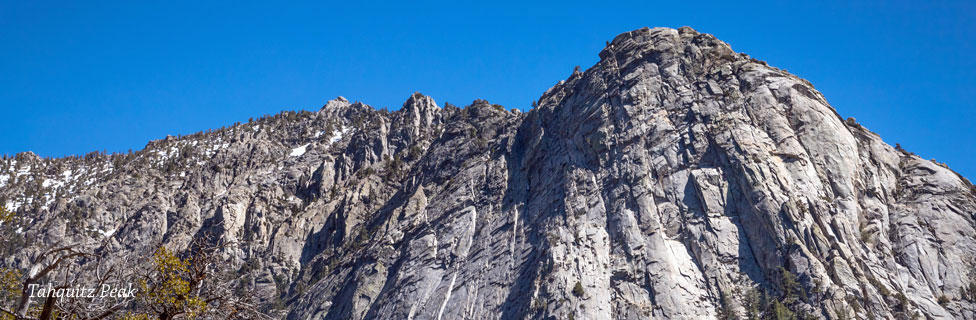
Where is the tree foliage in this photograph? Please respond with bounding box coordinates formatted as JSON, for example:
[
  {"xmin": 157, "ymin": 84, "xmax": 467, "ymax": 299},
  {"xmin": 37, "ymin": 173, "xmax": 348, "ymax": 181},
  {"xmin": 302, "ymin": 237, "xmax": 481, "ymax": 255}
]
[
  {"xmin": 125, "ymin": 240, "xmax": 270, "ymax": 320},
  {"xmin": 0, "ymin": 238, "xmax": 269, "ymax": 320},
  {"xmin": 131, "ymin": 247, "xmax": 208, "ymax": 319},
  {"xmin": 0, "ymin": 207, "xmax": 13, "ymax": 224},
  {"xmin": 572, "ymin": 282, "xmax": 585, "ymax": 297}
]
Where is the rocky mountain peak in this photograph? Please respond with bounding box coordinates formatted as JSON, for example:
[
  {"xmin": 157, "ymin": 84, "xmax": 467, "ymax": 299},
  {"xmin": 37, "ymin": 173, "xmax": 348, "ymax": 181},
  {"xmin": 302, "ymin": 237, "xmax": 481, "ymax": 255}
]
[
  {"xmin": 1, "ymin": 27, "xmax": 974, "ymax": 319},
  {"xmin": 399, "ymin": 92, "xmax": 440, "ymax": 135}
]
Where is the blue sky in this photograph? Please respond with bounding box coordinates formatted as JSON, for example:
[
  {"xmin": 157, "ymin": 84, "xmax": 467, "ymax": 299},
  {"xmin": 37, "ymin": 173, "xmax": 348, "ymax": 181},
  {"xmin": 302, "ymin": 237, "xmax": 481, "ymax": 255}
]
[{"xmin": 1, "ymin": 1, "xmax": 974, "ymax": 178}]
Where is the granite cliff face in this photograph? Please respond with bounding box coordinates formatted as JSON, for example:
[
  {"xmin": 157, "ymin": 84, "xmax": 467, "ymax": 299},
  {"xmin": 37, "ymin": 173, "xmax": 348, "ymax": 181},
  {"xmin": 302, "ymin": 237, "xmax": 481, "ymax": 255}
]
[{"xmin": 2, "ymin": 27, "xmax": 976, "ymax": 319}]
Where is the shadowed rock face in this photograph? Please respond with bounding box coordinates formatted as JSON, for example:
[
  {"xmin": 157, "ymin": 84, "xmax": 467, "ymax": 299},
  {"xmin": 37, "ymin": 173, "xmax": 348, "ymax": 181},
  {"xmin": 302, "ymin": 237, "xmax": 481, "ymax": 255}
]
[{"xmin": 2, "ymin": 27, "xmax": 975, "ymax": 319}]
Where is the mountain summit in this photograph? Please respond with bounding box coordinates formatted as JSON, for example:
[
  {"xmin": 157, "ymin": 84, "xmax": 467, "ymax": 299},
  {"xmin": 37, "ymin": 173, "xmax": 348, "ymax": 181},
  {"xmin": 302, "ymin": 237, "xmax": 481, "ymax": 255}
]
[{"xmin": 2, "ymin": 27, "xmax": 974, "ymax": 319}]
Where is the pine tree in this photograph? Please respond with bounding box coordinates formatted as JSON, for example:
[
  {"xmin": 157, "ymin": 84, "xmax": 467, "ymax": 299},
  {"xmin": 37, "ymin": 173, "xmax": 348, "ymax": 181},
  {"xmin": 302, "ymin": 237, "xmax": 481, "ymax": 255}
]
[
  {"xmin": 770, "ymin": 300, "xmax": 794, "ymax": 320},
  {"xmin": 716, "ymin": 290, "xmax": 739, "ymax": 320},
  {"xmin": 743, "ymin": 288, "xmax": 762, "ymax": 320}
]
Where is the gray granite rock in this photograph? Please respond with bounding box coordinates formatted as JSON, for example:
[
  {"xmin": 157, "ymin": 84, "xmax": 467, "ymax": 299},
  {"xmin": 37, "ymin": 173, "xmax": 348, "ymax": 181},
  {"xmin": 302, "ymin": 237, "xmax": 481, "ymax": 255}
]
[{"xmin": 1, "ymin": 27, "xmax": 974, "ymax": 319}]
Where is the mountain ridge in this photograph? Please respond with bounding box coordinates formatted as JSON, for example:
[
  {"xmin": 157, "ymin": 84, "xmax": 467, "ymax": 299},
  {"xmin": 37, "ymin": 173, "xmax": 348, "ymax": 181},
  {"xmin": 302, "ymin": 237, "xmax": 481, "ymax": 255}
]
[{"xmin": 1, "ymin": 26, "xmax": 975, "ymax": 319}]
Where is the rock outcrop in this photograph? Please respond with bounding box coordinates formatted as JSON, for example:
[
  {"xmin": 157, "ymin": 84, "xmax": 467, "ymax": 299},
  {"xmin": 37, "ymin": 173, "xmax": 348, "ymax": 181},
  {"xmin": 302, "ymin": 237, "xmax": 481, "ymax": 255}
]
[{"xmin": 2, "ymin": 27, "xmax": 975, "ymax": 319}]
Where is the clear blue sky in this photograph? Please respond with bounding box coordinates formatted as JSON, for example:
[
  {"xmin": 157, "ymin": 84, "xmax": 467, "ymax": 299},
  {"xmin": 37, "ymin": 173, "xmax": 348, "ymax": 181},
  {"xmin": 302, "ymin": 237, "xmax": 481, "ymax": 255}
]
[{"xmin": 1, "ymin": 1, "xmax": 974, "ymax": 178}]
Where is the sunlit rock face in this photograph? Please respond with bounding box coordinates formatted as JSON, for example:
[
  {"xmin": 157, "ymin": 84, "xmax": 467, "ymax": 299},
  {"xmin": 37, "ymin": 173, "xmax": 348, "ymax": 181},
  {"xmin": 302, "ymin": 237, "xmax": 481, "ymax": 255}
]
[{"xmin": 2, "ymin": 27, "xmax": 975, "ymax": 319}]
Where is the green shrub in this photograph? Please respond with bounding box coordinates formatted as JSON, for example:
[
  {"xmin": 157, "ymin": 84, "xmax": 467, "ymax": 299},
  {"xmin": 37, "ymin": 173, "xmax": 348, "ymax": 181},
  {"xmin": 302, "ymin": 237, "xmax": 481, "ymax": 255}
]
[{"xmin": 572, "ymin": 281, "xmax": 584, "ymax": 297}]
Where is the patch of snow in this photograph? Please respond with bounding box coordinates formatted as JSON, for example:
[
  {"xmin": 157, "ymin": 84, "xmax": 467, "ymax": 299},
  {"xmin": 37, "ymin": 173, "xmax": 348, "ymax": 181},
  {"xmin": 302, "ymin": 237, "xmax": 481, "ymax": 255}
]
[
  {"xmin": 40, "ymin": 192, "xmax": 54, "ymax": 209},
  {"xmin": 42, "ymin": 178, "xmax": 63, "ymax": 188},
  {"xmin": 290, "ymin": 143, "xmax": 310, "ymax": 157},
  {"xmin": 16, "ymin": 166, "xmax": 31, "ymax": 176},
  {"xmin": 97, "ymin": 228, "xmax": 115, "ymax": 237},
  {"xmin": 328, "ymin": 126, "xmax": 351, "ymax": 145},
  {"xmin": 5, "ymin": 201, "xmax": 21, "ymax": 212}
]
